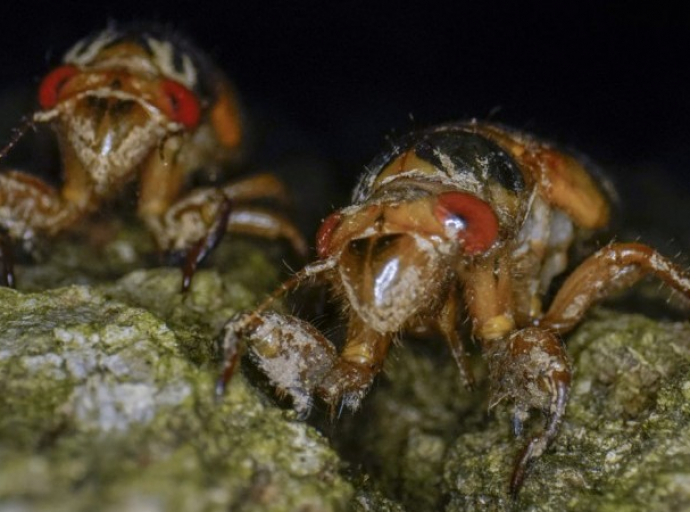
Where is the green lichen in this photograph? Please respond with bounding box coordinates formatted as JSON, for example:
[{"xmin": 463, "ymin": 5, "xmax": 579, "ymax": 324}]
[
  {"xmin": 4, "ymin": 227, "xmax": 690, "ymax": 511},
  {"xmin": 0, "ymin": 236, "xmax": 354, "ymax": 512},
  {"xmin": 19, "ymin": 228, "xmax": 281, "ymax": 366},
  {"xmin": 330, "ymin": 309, "xmax": 690, "ymax": 512}
]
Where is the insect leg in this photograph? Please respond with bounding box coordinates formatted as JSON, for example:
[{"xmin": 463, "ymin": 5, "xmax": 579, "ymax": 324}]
[
  {"xmin": 216, "ymin": 258, "xmax": 338, "ymax": 403},
  {"xmin": 221, "ymin": 173, "xmax": 306, "ymax": 255},
  {"xmin": 180, "ymin": 198, "xmax": 232, "ymax": 291},
  {"xmin": 484, "ymin": 327, "xmax": 571, "ymax": 497},
  {"xmin": 219, "ymin": 310, "xmax": 338, "ymax": 418},
  {"xmin": 224, "ymin": 206, "xmax": 308, "ymax": 258},
  {"xmin": 221, "ymin": 172, "xmax": 290, "ymax": 204},
  {"xmin": 540, "ymin": 242, "xmax": 690, "ymax": 333},
  {"xmin": 436, "ymin": 286, "xmax": 475, "ymax": 389},
  {"xmin": 316, "ymin": 314, "xmax": 393, "ymax": 415},
  {"xmin": 0, "ymin": 171, "xmax": 85, "ymax": 286},
  {"xmin": 144, "ymin": 187, "xmax": 307, "ymax": 290}
]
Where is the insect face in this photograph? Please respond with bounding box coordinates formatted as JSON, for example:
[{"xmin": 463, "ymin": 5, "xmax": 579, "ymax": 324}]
[
  {"xmin": 220, "ymin": 121, "xmax": 690, "ymax": 497},
  {"xmin": 0, "ymin": 24, "xmax": 306, "ymax": 290},
  {"xmin": 34, "ymin": 38, "xmax": 204, "ymax": 198},
  {"xmin": 339, "ymin": 230, "xmax": 450, "ymax": 333},
  {"xmin": 317, "ymin": 185, "xmax": 500, "ymax": 333}
]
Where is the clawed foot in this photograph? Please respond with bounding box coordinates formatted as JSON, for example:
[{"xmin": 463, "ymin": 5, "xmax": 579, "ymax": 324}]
[
  {"xmin": 217, "ymin": 310, "xmax": 383, "ymax": 419},
  {"xmin": 485, "ymin": 327, "xmax": 571, "ymax": 497},
  {"xmin": 316, "ymin": 360, "xmax": 379, "ymax": 417},
  {"xmin": 180, "ymin": 198, "xmax": 232, "ymax": 291},
  {"xmin": 218, "ymin": 311, "xmax": 338, "ymax": 417}
]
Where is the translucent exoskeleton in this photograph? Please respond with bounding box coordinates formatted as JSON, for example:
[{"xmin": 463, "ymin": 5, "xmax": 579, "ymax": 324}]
[
  {"xmin": 0, "ymin": 23, "xmax": 306, "ymax": 289},
  {"xmin": 217, "ymin": 121, "xmax": 690, "ymax": 495}
]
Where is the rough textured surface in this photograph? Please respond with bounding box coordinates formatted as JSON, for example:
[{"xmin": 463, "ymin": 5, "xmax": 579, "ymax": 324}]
[
  {"xmin": 334, "ymin": 309, "xmax": 690, "ymax": 512},
  {"xmin": 2, "ymin": 229, "xmax": 690, "ymax": 511},
  {"xmin": 0, "ymin": 235, "xmax": 353, "ymax": 512}
]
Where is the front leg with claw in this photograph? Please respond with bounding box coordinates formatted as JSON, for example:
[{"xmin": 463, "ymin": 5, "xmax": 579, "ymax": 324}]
[
  {"xmin": 219, "ymin": 311, "xmax": 339, "ymax": 417},
  {"xmin": 141, "ymin": 175, "xmax": 307, "ymax": 291},
  {"xmin": 219, "ymin": 309, "xmax": 394, "ymax": 418},
  {"xmin": 316, "ymin": 314, "xmax": 393, "ymax": 415},
  {"xmin": 485, "ymin": 327, "xmax": 571, "ymax": 496},
  {"xmin": 0, "ymin": 170, "xmax": 93, "ymax": 287},
  {"xmin": 142, "ymin": 187, "xmax": 233, "ymax": 291}
]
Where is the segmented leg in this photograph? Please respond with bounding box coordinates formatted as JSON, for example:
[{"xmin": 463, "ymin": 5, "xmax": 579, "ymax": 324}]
[
  {"xmin": 221, "ymin": 173, "xmax": 291, "ymax": 204},
  {"xmin": 141, "ymin": 187, "xmax": 226, "ymax": 254},
  {"xmin": 217, "ymin": 255, "xmax": 391, "ymax": 416},
  {"xmin": 497, "ymin": 242, "xmax": 690, "ymax": 495},
  {"xmin": 179, "ymin": 173, "xmax": 297, "ymax": 289},
  {"xmin": 217, "ymin": 258, "xmax": 338, "ymax": 396},
  {"xmin": 225, "ymin": 207, "xmax": 308, "ymax": 257},
  {"xmin": 142, "ymin": 185, "xmax": 307, "ymax": 289},
  {"xmin": 0, "ymin": 170, "xmax": 88, "ymax": 287},
  {"xmin": 484, "ymin": 327, "xmax": 571, "ymax": 497},
  {"xmin": 462, "ymin": 257, "xmax": 572, "ymax": 496},
  {"xmin": 220, "ymin": 310, "xmax": 338, "ymax": 417},
  {"xmin": 436, "ymin": 286, "xmax": 475, "ymax": 389},
  {"xmin": 222, "ymin": 310, "xmax": 392, "ymax": 417},
  {"xmin": 0, "ymin": 171, "xmax": 87, "ymax": 236},
  {"xmin": 540, "ymin": 242, "xmax": 690, "ymax": 333},
  {"xmin": 180, "ymin": 198, "xmax": 232, "ymax": 291},
  {"xmin": 316, "ymin": 313, "xmax": 393, "ymax": 414},
  {"xmin": 138, "ymin": 142, "xmax": 305, "ymax": 289},
  {"xmin": 220, "ymin": 173, "xmax": 305, "ymax": 257}
]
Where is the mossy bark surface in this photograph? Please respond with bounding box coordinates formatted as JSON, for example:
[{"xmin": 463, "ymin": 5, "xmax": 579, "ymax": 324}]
[
  {"xmin": 1, "ymin": 235, "xmax": 353, "ymax": 512},
  {"xmin": 337, "ymin": 309, "xmax": 690, "ymax": 512},
  {"xmin": 2, "ymin": 229, "xmax": 690, "ymax": 511}
]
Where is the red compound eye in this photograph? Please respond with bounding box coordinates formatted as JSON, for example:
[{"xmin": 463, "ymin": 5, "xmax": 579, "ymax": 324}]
[
  {"xmin": 316, "ymin": 211, "xmax": 343, "ymax": 258},
  {"xmin": 38, "ymin": 65, "xmax": 79, "ymax": 109},
  {"xmin": 160, "ymin": 79, "xmax": 201, "ymax": 128},
  {"xmin": 434, "ymin": 191, "xmax": 499, "ymax": 254}
]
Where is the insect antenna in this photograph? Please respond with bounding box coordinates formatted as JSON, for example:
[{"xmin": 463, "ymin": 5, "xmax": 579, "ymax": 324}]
[{"xmin": 0, "ymin": 116, "xmax": 36, "ymax": 162}]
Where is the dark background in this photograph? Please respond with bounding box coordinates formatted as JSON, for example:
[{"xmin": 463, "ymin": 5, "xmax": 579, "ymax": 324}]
[{"xmin": 0, "ymin": 2, "xmax": 688, "ymax": 243}]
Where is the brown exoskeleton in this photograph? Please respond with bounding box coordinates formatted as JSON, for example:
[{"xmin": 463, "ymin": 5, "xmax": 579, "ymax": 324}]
[
  {"xmin": 0, "ymin": 23, "xmax": 306, "ymax": 289},
  {"xmin": 217, "ymin": 121, "xmax": 690, "ymax": 495}
]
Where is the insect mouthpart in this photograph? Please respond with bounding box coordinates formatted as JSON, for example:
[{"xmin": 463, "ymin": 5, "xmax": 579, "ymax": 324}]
[
  {"xmin": 338, "ymin": 232, "xmax": 449, "ymax": 333},
  {"xmin": 57, "ymin": 92, "xmax": 169, "ymax": 194}
]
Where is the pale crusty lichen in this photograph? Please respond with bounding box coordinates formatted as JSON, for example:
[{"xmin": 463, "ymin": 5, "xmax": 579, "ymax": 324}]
[
  {"xmin": 442, "ymin": 311, "xmax": 690, "ymax": 512},
  {"xmin": 0, "ymin": 236, "xmax": 353, "ymax": 512},
  {"xmin": 335, "ymin": 309, "xmax": 690, "ymax": 512},
  {"xmin": 6, "ymin": 225, "xmax": 690, "ymax": 512}
]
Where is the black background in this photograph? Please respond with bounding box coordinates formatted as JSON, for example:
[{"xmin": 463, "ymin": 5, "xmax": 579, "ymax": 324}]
[{"xmin": 0, "ymin": 2, "xmax": 688, "ymax": 241}]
